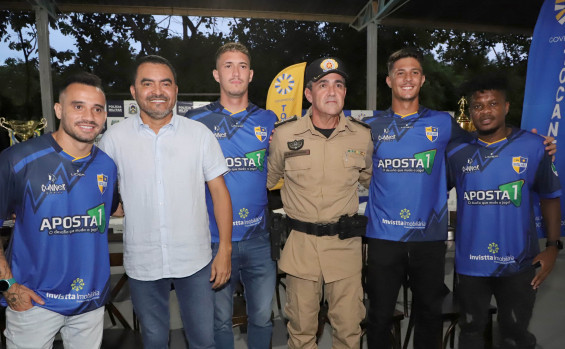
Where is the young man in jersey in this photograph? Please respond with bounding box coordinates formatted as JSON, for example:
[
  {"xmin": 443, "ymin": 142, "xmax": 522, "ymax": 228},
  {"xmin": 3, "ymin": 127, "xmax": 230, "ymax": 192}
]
[
  {"xmin": 362, "ymin": 48, "xmax": 557, "ymax": 349},
  {"xmin": 186, "ymin": 42, "xmax": 277, "ymax": 349},
  {"xmin": 0, "ymin": 72, "xmax": 118, "ymax": 348},
  {"xmin": 99, "ymin": 55, "xmax": 232, "ymax": 349},
  {"xmin": 447, "ymin": 76, "xmax": 561, "ymax": 349}
]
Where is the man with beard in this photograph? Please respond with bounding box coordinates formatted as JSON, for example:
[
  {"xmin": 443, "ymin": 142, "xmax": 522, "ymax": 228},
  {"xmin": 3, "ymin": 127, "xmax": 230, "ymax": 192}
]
[
  {"xmin": 448, "ymin": 76, "xmax": 561, "ymax": 349},
  {"xmin": 186, "ymin": 42, "xmax": 277, "ymax": 349},
  {"xmin": 0, "ymin": 72, "xmax": 118, "ymax": 348},
  {"xmin": 99, "ymin": 55, "xmax": 232, "ymax": 349},
  {"xmin": 362, "ymin": 48, "xmax": 556, "ymax": 349}
]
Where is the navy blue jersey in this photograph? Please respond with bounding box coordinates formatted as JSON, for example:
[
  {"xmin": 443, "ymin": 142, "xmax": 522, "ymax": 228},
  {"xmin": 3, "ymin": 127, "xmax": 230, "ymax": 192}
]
[
  {"xmin": 186, "ymin": 101, "xmax": 277, "ymax": 242},
  {"xmin": 0, "ymin": 134, "xmax": 118, "ymax": 315},
  {"xmin": 447, "ymin": 127, "xmax": 561, "ymax": 277},
  {"xmin": 363, "ymin": 107, "xmax": 471, "ymax": 242}
]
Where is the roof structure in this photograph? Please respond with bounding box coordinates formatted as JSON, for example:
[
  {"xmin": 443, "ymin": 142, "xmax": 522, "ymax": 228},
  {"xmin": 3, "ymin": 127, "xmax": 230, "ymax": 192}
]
[
  {"xmin": 0, "ymin": 0, "xmax": 546, "ymax": 127},
  {"xmin": 2, "ymin": 0, "xmax": 544, "ymax": 34}
]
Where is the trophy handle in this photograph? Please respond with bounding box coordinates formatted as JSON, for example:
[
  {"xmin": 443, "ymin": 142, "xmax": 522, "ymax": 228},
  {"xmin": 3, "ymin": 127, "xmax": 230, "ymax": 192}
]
[
  {"xmin": 37, "ymin": 118, "xmax": 47, "ymax": 132},
  {"xmin": 0, "ymin": 117, "xmax": 9, "ymax": 131}
]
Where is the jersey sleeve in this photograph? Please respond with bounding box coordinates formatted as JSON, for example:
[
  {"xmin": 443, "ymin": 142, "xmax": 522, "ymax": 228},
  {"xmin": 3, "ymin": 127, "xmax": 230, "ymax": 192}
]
[
  {"xmin": 449, "ymin": 117, "xmax": 474, "ymax": 144},
  {"xmin": 446, "ymin": 150, "xmax": 457, "ymax": 191},
  {"xmin": 533, "ymin": 151, "xmax": 562, "ymax": 199},
  {"xmin": 0, "ymin": 150, "xmax": 14, "ymax": 225}
]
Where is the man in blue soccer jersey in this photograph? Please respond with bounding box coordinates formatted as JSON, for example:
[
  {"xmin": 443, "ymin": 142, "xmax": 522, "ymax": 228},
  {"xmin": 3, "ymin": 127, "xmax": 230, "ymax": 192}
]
[
  {"xmin": 0, "ymin": 72, "xmax": 118, "ymax": 348},
  {"xmin": 99, "ymin": 55, "xmax": 232, "ymax": 349},
  {"xmin": 362, "ymin": 48, "xmax": 469, "ymax": 349},
  {"xmin": 447, "ymin": 76, "xmax": 561, "ymax": 349},
  {"xmin": 186, "ymin": 42, "xmax": 277, "ymax": 349},
  {"xmin": 362, "ymin": 48, "xmax": 556, "ymax": 349}
]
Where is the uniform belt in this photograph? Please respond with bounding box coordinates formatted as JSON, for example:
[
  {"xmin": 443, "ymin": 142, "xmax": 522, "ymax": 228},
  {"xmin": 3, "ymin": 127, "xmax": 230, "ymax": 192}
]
[{"xmin": 288, "ymin": 217, "xmax": 339, "ymax": 237}]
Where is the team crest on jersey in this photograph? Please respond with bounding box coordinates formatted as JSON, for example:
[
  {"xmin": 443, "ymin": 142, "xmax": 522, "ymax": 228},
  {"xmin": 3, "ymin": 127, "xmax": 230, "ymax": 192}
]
[
  {"xmin": 97, "ymin": 174, "xmax": 108, "ymax": 194},
  {"xmin": 425, "ymin": 126, "xmax": 438, "ymax": 142},
  {"xmin": 512, "ymin": 156, "xmax": 528, "ymax": 174},
  {"xmin": 255, "ymin": 126, "xmax": 268, "ymax": 142}
]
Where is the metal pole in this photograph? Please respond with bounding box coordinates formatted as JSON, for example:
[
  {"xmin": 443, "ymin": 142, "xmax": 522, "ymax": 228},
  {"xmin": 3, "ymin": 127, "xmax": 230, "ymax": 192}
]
[
  {"xmin": 35, "ymin": 5, "xmax": 55, "ymax": 132},
  {"xmin": 366, "ymin": 20, "xmax": 378, "ymax": 110}
]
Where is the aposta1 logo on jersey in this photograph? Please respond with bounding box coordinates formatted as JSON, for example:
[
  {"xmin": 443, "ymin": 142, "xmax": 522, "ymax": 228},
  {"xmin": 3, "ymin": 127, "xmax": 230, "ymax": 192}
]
[
  {"xmin": 40, "ymin": 203, "xmax": 107, "ymax": 235},
  {"xmin": 225, "ymin": 149, "xmax": 266, "ymax": 171},
  {"xmin": 377, "ymin": 149, "xmax": 436, "ymax": 175},
  {"xmin": 463, "ymin": 180, "xmax": 524, "ymax": 207}
]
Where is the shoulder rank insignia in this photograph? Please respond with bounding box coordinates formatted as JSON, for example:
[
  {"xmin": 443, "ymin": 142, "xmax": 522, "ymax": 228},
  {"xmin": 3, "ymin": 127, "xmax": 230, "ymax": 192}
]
[
  {"xmin": 274, "ymin": 116, "xmax": 298, "ymax": 128},
  {"xmin": 349, "ymin": 117, "xmax": 371, "ymax": 129},
  {"xmin": 287, "ymin": 139, "xmax": 304, "ymax": 150}
]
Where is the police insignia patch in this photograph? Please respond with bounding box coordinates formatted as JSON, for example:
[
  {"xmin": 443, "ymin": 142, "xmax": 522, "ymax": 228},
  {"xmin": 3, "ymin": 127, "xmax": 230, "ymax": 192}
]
[{"xmin": 287, "ymin": 139, "xmax": 304, "ymax": 150}]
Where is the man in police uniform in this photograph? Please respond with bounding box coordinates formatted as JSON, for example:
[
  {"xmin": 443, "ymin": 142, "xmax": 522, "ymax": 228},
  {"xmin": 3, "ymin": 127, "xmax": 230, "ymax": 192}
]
[{"xmin": 267, "ymin": 57, "xmax": 373, "ymax": 349}]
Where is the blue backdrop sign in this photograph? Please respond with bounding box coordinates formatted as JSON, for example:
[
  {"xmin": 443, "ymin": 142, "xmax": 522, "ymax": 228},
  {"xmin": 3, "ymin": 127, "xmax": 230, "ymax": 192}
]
[{"xmin": 522, "ymin": 0, "xmax": 565, "ymax": 235}]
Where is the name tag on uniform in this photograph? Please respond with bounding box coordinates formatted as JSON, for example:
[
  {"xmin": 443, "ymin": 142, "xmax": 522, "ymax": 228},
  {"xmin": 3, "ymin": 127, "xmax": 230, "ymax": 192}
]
[{"xmin": 284, "ymin": 150, "xmax": 310, "ymax": 158}]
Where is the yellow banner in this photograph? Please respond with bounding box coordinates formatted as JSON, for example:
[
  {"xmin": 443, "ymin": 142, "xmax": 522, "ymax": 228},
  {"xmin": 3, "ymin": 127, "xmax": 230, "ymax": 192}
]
[{"xmin": 266, "ymin": 62, "xmax": 306, "ymax": 121}]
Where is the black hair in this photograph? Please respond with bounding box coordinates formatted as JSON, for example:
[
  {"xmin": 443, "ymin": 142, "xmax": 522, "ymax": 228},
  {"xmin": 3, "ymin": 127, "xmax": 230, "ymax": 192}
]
[
  {"xmin": 59, "ymin": 72, "xmax": 103, "ymax": 101},
  {"xmin": 463, "ymin": 75, "xmax": 509, "ymax": 102},
  {"xmin": 387, "ymin": 47, "xmax": 424, "ymax": 75},
  {"xmin": 132, "ymin": 55, "xmax": 177, "ymax": 85}
]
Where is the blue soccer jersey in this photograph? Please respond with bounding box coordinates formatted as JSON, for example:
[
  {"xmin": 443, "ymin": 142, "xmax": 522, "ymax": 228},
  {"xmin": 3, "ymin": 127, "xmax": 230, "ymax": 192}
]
[
  {"xmin": 0, "ymin": 134, "xmax": 118, "ymax": 315},
  {"xmin": 447, "ymin": 127, "xmax": 561, "ymax": 277},
  {"xmin": 186, "ymin": 101, "xmax": 277, "ymax": 242},
  {"xmin": 363, "ymin": 107, "xmax": 471, "ymax": 242}
]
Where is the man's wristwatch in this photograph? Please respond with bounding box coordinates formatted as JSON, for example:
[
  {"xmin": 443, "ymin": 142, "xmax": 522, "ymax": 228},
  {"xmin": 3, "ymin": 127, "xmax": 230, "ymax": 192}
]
[
  {"xmin": 0, "ymin": 278, "xmax": 16, "ymax": 292},
  {"xmin": 546, "ymin": 240, "xmax": 563, "ymax": 250}
]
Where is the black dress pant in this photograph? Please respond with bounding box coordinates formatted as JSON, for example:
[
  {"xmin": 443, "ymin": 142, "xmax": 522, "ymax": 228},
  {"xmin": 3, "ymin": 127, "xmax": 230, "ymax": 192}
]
[
  {"xmin": 366, "ymin": 238, "xmax": 447, "ymax": 349},
  {"xmin": 457, "ymin": 269, "xmax": 537, "ymax": 349}
]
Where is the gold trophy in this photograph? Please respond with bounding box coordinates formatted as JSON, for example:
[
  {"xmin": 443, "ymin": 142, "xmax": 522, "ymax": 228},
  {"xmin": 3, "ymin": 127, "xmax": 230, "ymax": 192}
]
[
  {"xmin": 0, "ymin": 117, "xmax": 47, "ymax": 144},
  {"xmin": 455, "ymin": 96, "xmax": 475, "ymax": 132}
]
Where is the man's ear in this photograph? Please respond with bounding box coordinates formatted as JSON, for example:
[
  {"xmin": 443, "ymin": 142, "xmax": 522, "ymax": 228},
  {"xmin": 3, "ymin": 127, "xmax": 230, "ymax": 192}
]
[
  {"xmin": 130, "ymin": 85, "xmax": 136, "ymax": 100},
  {"xmin": 304, "ymin": 88, "xmax": 313, "ymax": 104},
  {"xmin": 54, "ymin": 103, "xmax": 62, "ymax": 120}
]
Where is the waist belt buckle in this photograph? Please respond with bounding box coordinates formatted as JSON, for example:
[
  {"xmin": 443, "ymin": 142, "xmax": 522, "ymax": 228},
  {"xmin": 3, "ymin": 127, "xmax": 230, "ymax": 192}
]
[{"xmin": 316, "ymin": 223, "xmax": 333, "ymax": 236}]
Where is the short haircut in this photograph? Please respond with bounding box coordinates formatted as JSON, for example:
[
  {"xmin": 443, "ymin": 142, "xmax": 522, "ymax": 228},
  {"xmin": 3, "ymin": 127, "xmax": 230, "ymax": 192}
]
[
  {"xmin": 305, "ymin": 78, "xmax": 346, "ymax": 91},
  {"xmin": 59, "ymin": 72, "xmax": 103, "ymax": 101},
  {"xmin": 463, "ymin": 75, "xmax": 509, "ymax": 102},
  {"xmin": 215, "ymin": 42, "xmax": 251, "ymax": 67},
  {"xmin": 387, "ymin": 47, "xmax": 424, "ymax": 75},
  {"xmin": 132, "ymin": 55, "xmax": 177, "ymax": 85}
]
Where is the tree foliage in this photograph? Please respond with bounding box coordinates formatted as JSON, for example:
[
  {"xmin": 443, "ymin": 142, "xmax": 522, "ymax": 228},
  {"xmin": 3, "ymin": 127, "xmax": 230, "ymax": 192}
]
[{"xmin": 0, "ymin": 11, "xmax": 532, "ymax": 125}]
